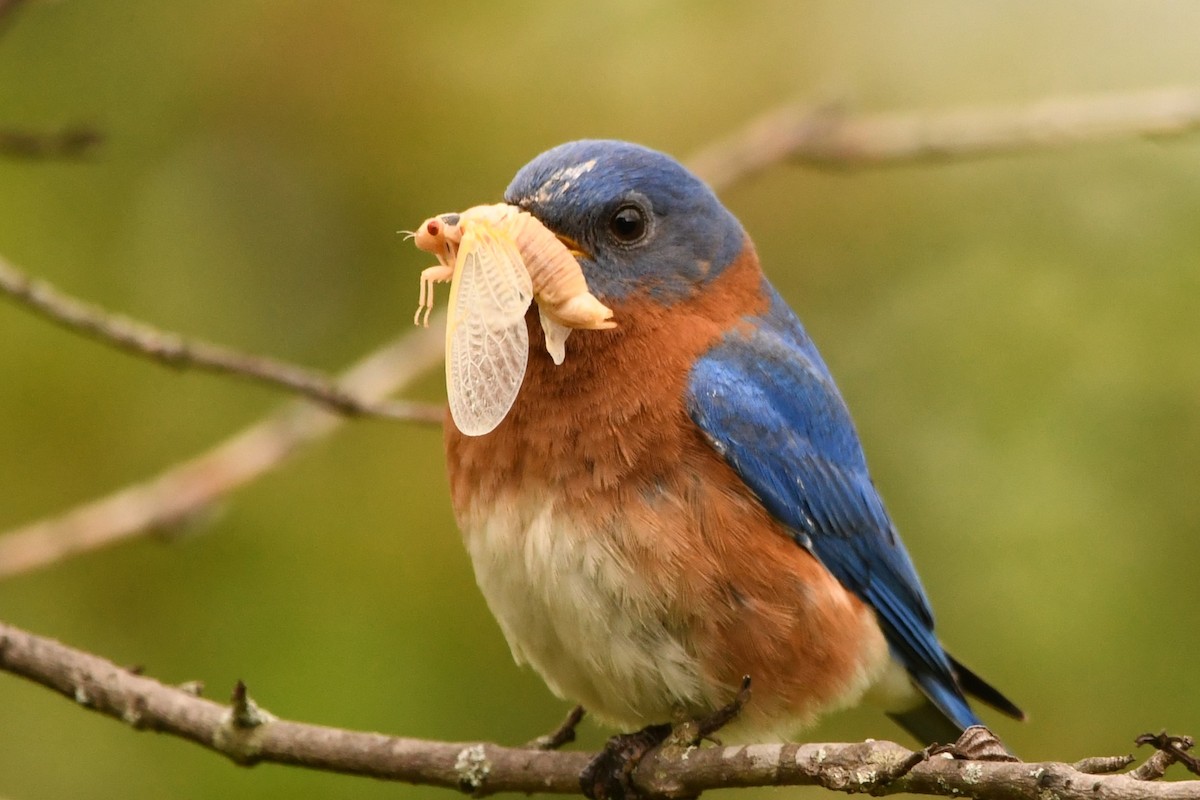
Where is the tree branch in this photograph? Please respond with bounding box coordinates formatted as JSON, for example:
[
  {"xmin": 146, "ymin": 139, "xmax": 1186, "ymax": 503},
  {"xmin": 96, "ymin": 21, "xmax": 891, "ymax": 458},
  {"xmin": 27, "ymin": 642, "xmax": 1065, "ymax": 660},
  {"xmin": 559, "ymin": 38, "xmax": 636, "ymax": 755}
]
[
  {"xmin": 4, "ymin": 88, "xmax": 1198, "ymax": 420},
  {"xmin": 0, "ymin": 318, "xmax": 447, "ymax": 580},
  {"xmin": 3, "ymin": 85, "xmax": 1200, "ymax": 578},
  {"xmin": 5, "ymin": 85, "xmax": 1200, "ymax": 580},
  {"xmin": 0, "ymin": 124, "xmax": 102, "ymax": 159},
  {"xmin": 1, "ymin": 619, "xmax": 1195, "ymax": 799},
  {"xmin": 690, "ymin": 87, "xmax": 1200, "ymax": 191},
  {"xmin": 0, "ymin": 254, "xmax": 442, "ymax": 422},
  {"xmin": 0, "ymin": 1, "xmax": 101, "ymax": 159}
]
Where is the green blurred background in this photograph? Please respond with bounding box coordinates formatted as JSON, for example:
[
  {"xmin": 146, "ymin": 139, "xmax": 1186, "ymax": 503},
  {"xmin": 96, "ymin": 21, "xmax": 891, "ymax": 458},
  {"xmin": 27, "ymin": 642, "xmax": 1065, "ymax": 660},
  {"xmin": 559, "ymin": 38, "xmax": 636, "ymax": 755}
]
[{"xmin": 1, "ymin": 1, "xmax": 1198, "ymax": 798}]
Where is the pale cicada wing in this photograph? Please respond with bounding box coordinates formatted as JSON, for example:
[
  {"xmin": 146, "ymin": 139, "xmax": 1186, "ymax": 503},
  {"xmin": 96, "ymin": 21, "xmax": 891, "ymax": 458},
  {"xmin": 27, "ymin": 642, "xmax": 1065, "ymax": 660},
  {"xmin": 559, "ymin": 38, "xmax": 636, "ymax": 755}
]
[{"xmin": 445, "ymin": 222, "xmax": 534, "ymax": 436}]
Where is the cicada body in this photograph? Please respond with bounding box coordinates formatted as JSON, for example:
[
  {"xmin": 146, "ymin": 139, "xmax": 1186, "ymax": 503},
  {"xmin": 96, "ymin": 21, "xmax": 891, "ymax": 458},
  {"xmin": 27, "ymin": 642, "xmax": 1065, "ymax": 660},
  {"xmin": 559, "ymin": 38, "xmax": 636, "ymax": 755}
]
[
  {"xmin": 499, "ymin": 211, "xmax": 616, "ymax": 331},
  {"xmin": 410, "ymin": 203, "xmax": 615, "ymax": 435}
]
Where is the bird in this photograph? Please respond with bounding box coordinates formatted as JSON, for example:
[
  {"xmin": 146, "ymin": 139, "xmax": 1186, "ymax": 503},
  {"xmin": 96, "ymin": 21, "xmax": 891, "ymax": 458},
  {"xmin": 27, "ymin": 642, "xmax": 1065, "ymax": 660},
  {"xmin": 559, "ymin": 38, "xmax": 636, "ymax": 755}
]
[{"xmin": 442, "ymin": 139, "xmax": 1023, "ymax": 753}]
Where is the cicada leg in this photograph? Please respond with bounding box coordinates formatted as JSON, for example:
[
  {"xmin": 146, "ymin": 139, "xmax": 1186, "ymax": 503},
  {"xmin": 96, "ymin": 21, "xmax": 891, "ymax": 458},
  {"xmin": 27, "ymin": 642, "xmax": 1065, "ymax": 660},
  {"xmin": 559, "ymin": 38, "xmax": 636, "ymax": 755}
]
[
  {"xmin": 538, "ymin": 308, "xmax": 572, "ymax": 366},
  {"xmin": 415, "ymin": 263, "xmax": 455, "ymax": 327}
]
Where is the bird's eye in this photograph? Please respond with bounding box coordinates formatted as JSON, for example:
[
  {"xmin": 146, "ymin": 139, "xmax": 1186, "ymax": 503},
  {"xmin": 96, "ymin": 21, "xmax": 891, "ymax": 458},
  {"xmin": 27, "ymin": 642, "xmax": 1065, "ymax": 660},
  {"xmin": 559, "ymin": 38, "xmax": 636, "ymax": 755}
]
[{"xmin": 608, "ymin": 204, "xmax": 648, "ymax": 244}]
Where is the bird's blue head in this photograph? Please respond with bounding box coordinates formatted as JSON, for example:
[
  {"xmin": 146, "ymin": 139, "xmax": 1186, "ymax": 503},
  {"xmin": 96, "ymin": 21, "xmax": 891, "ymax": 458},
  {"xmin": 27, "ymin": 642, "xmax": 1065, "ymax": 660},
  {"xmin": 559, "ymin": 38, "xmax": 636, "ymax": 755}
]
[{"xmin": 505, "ymin": 140, "xmax": 746, "ymax": 303}]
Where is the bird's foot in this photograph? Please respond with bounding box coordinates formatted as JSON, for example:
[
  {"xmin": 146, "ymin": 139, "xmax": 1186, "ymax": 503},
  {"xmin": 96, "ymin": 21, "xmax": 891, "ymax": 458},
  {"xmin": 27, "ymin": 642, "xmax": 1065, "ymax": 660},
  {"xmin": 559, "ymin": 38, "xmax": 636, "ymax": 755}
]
[
  {"xmin": 868, "ymin": 726, "xmax": 1017, "ymax": 789},
  {"xmin": 667, "ymin": 675, "xmax": 753, "ymax": 748},
  {"xmin": 929, "ymin": 725, "xmax": 1018, "ymax": 762},
  {"xmin": 525, "ymin": 705, "xmax": 586, "ymax": 751},
  {"xmin": 578, "ymin": 678, "xmax": 752, "ymax": 799},
  {"xmin": 580, "ymin": 722, "xmax": 672, "ymax": 800}
]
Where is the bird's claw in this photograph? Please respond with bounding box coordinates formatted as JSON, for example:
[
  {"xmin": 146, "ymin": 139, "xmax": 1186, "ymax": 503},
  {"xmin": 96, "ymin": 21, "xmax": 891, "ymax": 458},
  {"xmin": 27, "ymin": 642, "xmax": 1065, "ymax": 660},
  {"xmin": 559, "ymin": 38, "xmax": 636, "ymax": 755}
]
[
  {"xmin": 928, "ymin": 725, "xmax": 1018, "ymax": 762},
  {"xmin": 580, "ymin": 723, "xmax": 672, "ymax": 800},
  {"xmin": 666, "ymin": 675, "xmax": 753, "ymax": 749},
  {"xmin": 866, "ymin": 725, "xmax": 1017, "ymax": 790},
  {"xmin": 579, "ymin": 678, "xmax": 753, "ymax": 799}
]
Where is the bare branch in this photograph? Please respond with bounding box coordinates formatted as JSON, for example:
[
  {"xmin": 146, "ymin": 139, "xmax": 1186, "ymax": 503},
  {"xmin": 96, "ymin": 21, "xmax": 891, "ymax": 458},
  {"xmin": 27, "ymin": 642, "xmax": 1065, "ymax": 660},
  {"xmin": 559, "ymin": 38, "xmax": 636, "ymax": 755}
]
[
  {"xmin": 526, "ymin": 706, "xmax": 586, "ymax": 751},
  {"xmin": 690, "ymin": 87, "xmax": 1200, "ymax": 191},
  {"xmin": 1, "ymin": 619, "xmax": 1197, "ymax": 799},
  {"xmin": 0, "ymin": 319, "xmax": 446, "ymax": 580},
  {"xmin": 0, "ymin": 254, "xmax": 442, "ymax": 422},
  {"xmin": 7, "ymin": 86, "xmax": 1200, "ymax": 579},
  {"xmin": 1135, "ymin": 734, "xmax": 1200, "ymax": 780},
  {"xmin": 4, "ymin": 87, "xmax": 1197, "ymax": 417},
  {"xmin": 0, "ymin": 124, "xmax": 102, "ymax": 159},
  {"xmin": 0, "ymin": 1, "xmax": 101, "ymax": 159}
]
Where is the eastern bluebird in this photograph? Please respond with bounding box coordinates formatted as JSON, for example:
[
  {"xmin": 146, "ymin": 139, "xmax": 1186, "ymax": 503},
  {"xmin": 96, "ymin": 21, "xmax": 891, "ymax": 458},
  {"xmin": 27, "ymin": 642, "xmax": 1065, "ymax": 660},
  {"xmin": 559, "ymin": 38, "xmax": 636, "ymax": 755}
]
[{"xmin": 443, "ymin": 140, "xmax": 1022, "ymax": 750}]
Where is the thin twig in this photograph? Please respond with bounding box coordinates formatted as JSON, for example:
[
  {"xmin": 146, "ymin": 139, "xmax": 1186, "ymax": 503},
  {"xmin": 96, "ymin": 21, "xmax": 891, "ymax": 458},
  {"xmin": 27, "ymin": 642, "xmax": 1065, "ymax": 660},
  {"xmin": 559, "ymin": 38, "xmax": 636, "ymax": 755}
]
[
  {"xmin": 1135, "ymin": 733, "xmax": 1200, "ymax": 779},
  {"xmin": 525, "ymin": 706, "xmax": 586, "ymax": 751},
  {"xmin": 0, "ymin": 319, "xmax": 447, "ymax": 580},
  {"xmin": 0, "ymin": 0, "xmax": 101, "ymax": 159},
  {"xmin": 690, "ymin": 87, "xmax": 1200, "ymax": 191},
  {"xmin": 1074, "ymin": 754, "xmax": 1137, "ymax": 775},
  {"xmin": 1, "ymin": 619, "xmax": 1197, "ymax": 799},
  {"xmin": 0, "ymin": 255, "xmax": 442, "ymax": 422},
  {"xmin": 0, "ymin": 125, "xmax": 102, "ymax": 159},
  {"xmin": 7, "ymin": 86, "xmax": 1200, "ymax": 577}
]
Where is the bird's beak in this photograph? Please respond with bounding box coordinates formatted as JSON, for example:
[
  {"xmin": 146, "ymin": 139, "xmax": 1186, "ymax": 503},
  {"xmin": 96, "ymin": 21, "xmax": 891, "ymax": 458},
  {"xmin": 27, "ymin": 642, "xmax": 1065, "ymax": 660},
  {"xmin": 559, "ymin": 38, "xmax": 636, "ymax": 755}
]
[{"xmin": 554, "ymin": 233, "xmax": 590, "ymax": 262}]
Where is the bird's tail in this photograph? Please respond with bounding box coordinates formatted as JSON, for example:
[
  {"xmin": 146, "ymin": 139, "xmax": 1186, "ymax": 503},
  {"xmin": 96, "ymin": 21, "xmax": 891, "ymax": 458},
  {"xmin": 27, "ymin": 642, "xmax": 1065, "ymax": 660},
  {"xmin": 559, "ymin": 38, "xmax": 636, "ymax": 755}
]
[
  {"xmin": 949, "ymin": 654, "xmax": 1025, "ymax": 721},
  {"xmin": 888, "ymin": 655, "xmax": 1025, "ymax": 746}
]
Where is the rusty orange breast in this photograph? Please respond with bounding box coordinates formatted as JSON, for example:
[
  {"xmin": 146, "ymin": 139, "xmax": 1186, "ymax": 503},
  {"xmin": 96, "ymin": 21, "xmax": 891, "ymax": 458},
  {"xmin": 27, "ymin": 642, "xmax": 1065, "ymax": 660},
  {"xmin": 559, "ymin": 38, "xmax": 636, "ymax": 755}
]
[{"xmin": 445, "ymin": 240, "xmax": 766, "ymax": 508}]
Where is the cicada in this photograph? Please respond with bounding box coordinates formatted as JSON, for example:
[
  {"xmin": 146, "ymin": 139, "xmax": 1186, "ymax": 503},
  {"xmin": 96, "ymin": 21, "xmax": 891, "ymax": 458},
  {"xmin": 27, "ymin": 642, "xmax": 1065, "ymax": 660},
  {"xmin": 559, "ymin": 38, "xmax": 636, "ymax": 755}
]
[{"xmin": 410, "ymin": 203, "xmax": 615, "ymax": 436}]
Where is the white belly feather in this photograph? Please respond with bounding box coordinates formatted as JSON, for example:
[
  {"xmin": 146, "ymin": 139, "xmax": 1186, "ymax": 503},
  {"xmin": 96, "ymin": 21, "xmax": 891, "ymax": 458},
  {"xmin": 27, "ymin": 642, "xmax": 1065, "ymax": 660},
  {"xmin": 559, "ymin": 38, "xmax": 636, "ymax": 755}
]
[{"xmin": 461, "ymin": 496, "xmax": 708, "ymax": 729}]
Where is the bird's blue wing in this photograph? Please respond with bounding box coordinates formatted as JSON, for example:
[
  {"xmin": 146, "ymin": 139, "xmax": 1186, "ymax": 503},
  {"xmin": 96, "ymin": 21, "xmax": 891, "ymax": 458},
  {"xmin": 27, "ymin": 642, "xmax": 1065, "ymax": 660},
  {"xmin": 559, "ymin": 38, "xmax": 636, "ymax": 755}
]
[{"xmin": 685, "ymin": 285, "xmax": 979, "ymax": 736}]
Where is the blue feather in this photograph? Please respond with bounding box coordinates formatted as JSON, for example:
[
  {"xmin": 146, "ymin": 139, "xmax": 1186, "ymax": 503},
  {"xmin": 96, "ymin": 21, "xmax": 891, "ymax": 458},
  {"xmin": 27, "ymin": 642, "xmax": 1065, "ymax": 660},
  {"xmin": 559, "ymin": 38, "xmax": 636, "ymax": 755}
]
[{"xmin": 686, "ymin": 281, "xmax": 982, "ymax": 736}]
